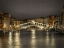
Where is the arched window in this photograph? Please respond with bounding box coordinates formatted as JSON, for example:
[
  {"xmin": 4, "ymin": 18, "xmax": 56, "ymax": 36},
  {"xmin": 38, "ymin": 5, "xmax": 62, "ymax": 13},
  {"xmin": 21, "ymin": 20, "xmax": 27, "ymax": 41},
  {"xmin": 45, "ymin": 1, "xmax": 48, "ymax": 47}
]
[
  {"xmin": 39, "ymin": 24, "xmax": 40, "ymax": 26},
  {"xmin": 37, "ymin": 23, "xmax": 38, "ymax": 25}
]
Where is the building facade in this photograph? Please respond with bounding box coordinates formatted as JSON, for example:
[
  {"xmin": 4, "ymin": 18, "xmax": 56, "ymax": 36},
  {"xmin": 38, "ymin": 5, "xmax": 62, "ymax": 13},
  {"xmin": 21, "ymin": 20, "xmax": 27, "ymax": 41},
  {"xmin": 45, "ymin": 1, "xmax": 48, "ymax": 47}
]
[
  {"xmin": 3, "ymin": 13, "xmax": 11, "ymax": 30},
  {"xmin": 61, "ymin": 6, "xmax": 64, "ymax": 30},
  {"xmin": 0, "ymin": 10, "xmax": 4, "ymax": 29},
  {"xmin": 48, "ymin": 15, "xmax": 55, "ymax": 28}
]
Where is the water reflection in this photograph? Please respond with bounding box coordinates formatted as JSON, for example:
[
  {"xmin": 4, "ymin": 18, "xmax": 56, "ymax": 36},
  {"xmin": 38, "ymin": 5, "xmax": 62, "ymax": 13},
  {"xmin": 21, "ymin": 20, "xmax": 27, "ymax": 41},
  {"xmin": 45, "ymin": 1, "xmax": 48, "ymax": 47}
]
[
  {"xmin": 45, "ymin": 32, "xmax": 50, "ymax": 45},
  {"xmin": 51, "ymin": 33, "xmax": 55, "ymax": 46},
  {"xmin": 0, "ymin": 30, "xmax": 64, "ymax": 48},
  {"xmin": 14, "ymin": 31, "xmax": 21, "ymax": 48},
  {"xmin": 8, "ymin": 31, "xmax": 21, "ymax": 48},
  {"xmin": 45, "ymin": 32, "xmax": 56, "ymax": 48},
  {"xmin": 0, "ymin": 37, "xmax": 2, "ymax": 48},
  {"xmin": 31, "ymin": 29, "xmax": 36, "ymax": 48},
  {"xmin": 8, "ymin": 32, "xmax": 13, "ymax": 48}
]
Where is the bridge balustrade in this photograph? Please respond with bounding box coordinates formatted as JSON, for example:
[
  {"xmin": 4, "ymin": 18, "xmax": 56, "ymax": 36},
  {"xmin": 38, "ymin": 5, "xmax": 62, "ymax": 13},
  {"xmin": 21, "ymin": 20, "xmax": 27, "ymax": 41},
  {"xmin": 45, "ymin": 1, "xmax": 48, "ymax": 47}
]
[{"xmin": 20, "ymin": 21, "xmax": 50, "ymax": 30}]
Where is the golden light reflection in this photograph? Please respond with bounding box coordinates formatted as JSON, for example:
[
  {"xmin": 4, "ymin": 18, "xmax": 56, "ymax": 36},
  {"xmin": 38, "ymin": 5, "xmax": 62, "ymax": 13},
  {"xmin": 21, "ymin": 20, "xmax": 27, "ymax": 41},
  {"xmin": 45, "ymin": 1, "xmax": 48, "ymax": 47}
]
[
  {"xmin": 51, "ymin": 34, "xmax": 55, "ymax": 46},
  {"xmin": 45, "ymin": 32, "xmax": 50, "ymax": 45},
  {"xmin": 31, "ymin": 29, "xmax": 36, "ymax": 48},
  {"xmin": 31, "ymin": 29, "xmax": 36, "ymax": 39},
  {"xmin": 14, "ymin": 31, "xmax": 21, "ymax": 48},
  {"xmin": 8, "ymin": 32, "xmax": 13, "ymax": 48}
]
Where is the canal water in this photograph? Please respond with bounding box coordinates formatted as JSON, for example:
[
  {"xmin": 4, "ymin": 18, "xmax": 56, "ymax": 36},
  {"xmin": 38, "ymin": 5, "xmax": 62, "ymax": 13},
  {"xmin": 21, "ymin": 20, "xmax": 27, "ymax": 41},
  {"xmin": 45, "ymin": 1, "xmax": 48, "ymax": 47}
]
[{"xmin": 0, "ymin": 30, "xmax": 64, "ymax": 48}]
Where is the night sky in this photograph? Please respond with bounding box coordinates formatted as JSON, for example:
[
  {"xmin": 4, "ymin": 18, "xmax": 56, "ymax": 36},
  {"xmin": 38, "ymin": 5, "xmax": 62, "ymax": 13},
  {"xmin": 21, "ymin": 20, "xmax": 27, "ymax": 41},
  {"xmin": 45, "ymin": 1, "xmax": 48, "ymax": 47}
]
[{"xmin": 0, "ymin": 0, "xmax": 64, "ymax": 20}]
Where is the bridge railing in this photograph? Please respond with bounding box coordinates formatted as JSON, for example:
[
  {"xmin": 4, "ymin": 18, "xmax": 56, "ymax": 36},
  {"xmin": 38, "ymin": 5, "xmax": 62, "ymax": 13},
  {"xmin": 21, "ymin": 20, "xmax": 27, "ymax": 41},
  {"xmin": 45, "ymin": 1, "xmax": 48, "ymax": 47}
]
[{"xmin": 20, "ymin": 22, "xmax": 49, "ymax": 29}]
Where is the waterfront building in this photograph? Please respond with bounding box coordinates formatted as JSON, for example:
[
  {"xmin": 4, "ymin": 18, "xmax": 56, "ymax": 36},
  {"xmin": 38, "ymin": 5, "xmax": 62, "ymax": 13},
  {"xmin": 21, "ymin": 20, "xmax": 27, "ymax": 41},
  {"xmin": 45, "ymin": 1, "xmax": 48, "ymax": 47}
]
[
  {"xmin": 13, "ymin": 18, "xmax": 17, "ymax": 29},
  {"xmin": 35, "ymin": 17, "xmax": 44, "ymax": 23},
  {"xmin": 49, "ymin": 15, "xmax": 55, "ymax": 28},
  {"xmin": 61, "ymin": 6, "xmax": 64, "ymax": 30},
  {"xmin": 0, "ymin": 10, "xmax": 4, "ymax": 30},
  {"xmin": 10, "ymin": 17, "xmax": 15, "ymax": 30},
  {"xmin": 54, "ymin": 15, "xmax": 62, "ymax": 30},
  {"xmin": 43, "ymin": 17, "xmax": 49, "ymax": 30},
  {"xmin": 16, "ymin": 20, "xmax": 21, "ymax": 30},
  {"xmin": 3, "ymin": 13, "xmax": 11, "ymax": 30}
]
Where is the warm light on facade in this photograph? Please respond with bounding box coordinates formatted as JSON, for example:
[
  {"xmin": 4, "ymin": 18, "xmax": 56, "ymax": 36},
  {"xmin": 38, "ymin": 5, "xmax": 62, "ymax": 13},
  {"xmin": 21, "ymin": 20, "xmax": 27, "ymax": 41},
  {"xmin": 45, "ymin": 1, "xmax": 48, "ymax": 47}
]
[{"xmin": 49, "ymin": 16, "xmax": 55, "ymax": 28}]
